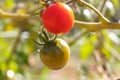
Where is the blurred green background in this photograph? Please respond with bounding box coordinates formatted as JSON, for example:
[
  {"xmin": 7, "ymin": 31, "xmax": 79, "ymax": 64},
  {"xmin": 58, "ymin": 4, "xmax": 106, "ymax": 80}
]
[{"xmin": 0, "ymin": 0, "xmax": 120, "ymax": 80}]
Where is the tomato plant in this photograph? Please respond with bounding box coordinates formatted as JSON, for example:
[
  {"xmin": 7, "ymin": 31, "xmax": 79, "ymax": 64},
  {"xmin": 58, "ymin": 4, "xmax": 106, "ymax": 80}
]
[{"xmin": 41, "ymin": 2, "xmax": 74, "ymax": 34}]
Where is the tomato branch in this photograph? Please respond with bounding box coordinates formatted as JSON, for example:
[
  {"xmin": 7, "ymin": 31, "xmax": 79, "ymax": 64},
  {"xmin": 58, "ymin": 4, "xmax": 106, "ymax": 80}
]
[
  {"xmin": 6, "ymin": 22, "xmax": 25, "ymax": 63},
  {"xmin": 75, "ymin": 0, "xmax": 110, "ymax": 23},
  {"xmin": 74, "ymin": 20, "xmax": 120, "ymax": 32},
  {"xmin": 1, "ymin": 6, "xmax": 120, "ymax": 32},
  {"xmin": 100, "ymin": 0, "xmax": 107, "ymax": 12},
  {"xmin": 0, "ymin": 9, "xmax": 30, "ymax": 19}
]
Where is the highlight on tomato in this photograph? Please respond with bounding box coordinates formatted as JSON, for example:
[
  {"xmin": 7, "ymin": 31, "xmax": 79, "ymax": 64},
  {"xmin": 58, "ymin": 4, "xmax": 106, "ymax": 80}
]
[{"xmin": 41, "ymin": 2, "xmax": 74, "ymax": 34}]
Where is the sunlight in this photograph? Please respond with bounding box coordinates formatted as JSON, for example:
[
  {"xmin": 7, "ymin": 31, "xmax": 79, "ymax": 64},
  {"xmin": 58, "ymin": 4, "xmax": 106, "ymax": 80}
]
[{"xmin": 7, "ymin": 70, "xmax": 15, "ymax": 78}]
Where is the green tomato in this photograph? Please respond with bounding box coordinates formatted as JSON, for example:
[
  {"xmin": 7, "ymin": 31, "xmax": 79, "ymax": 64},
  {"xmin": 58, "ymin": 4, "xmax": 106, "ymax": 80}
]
[{"xmin": 40, "ymin": 38, "xmax": 70, "ymax": 70}]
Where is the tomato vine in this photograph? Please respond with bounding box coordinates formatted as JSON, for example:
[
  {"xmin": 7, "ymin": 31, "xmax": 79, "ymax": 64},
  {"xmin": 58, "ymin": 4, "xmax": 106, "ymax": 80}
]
[{"xmin": 0, "ymin": 0, "xmax": 120, "ymax": 32}]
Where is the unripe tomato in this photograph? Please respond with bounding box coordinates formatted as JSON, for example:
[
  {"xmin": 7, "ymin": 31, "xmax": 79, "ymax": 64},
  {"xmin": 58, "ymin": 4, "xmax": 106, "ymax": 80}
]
[
  {"xmin": 40, "ymin": 38, "xmax": 70, "ymax": 70},
  {"xmin": 41, "ymin": 2, "xmax": 74, "ymax": 34}
]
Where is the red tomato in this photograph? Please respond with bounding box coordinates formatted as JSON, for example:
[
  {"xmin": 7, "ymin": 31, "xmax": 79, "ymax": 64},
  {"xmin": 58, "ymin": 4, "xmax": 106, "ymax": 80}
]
[{"xmin": 41, "ymin": 2, "xmax": 74, "ymax": 34}]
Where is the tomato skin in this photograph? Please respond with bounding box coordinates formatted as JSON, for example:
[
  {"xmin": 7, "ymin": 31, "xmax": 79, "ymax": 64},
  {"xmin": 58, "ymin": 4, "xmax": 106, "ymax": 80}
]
[
  {"xmin": 41, "ymin": 2, "xmax": 74, "ymax": 34},
  {"xmin": 40, "ymin": 38, "xmax": 70, "ymax": 70}
]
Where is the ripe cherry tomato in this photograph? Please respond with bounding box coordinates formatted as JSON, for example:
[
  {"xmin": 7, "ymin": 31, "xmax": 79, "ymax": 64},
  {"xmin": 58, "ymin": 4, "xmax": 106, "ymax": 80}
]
[
  {"xmin": 40, "ymin": 38, "xmax": 70, "ymax": 70},
  {"xmin": 41, "ymin": 2, "xmax": 74, "ymax": 34}
]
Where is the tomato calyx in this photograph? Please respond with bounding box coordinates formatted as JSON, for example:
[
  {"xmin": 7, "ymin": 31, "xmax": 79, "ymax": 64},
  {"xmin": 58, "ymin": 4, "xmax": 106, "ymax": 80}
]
[
  {"xmin": 32, "ymin": 27, "xmax": 57, "ymax": 46},
  {"xmin": 39, "ymin": 0, "xmax": 57, "ymax": 7}
]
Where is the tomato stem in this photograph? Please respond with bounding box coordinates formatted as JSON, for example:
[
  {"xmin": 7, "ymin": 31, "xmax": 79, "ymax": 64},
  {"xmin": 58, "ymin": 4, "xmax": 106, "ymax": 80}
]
[
  {"xmin": 76, "ymin": 0, "xmax": 110, "ymax": 23},
  {"xmin": 32, "ymin": 39, "xmax": 45, "ymax": 45},
  {"xmin": 31, "ymin": 12, "xmax": 41, "ymax": 16},
  {"xmin": 34, "ymin": 27, "xmax": 58, "ymax": 46},
  {"xmin": 42, "ymin": 27, "xmax": 50, "ymax": 42},
  {"xmin": 50, "ymin": 34, "xmax": 57, "ymax": 42},
  {"xmin": 38, "ymin": 33, "xmax": 47, "ymax": 42},
  {"xmin": 64, "ymin": 0, "xmax": 73, "ymax": 4}
]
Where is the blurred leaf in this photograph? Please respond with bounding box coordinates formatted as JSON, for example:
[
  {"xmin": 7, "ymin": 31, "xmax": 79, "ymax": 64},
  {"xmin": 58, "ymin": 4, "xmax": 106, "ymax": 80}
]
[
  {"xmin": 0, "ymin": 38, "xmax": 11, "ymax": 62},
  {"xmin": 17, "ymin": 67, "xmax": 24, "ymax": 74},
  {"xmin": 106, "ymin": 62, "xmax": 112, "ymax": 74},
  {"xmin": 29, "ymin": 31, "xmax": 38, "ymax": 40},
  {"xmin": 79, "ymin": 39, "xmax": 94, "ymax": 59},
  {"xmin": 15, "ymin": 51, "xmax": 28, "ymax": 65},
  {"xmin": 9, "ymin": 60, "xmax": 18, "ymax": 71},
  {"xmin": 111, "ymin": 0, "xmax": 120, "ymax": 7},
  {"xmin": 16, "ymin": 9, "xmax": 26, "ymax": 14},
  {"xmin": 5, "ymin": 23, "xmax": 15, "ymax": 31},
  {"xmin": 0, "ymin": 70, "xmax": 4, "ymax": 80},
  {"xmin": 102, "ymin": 31, "xmax": 114, "ymax": 46},
  {"xmin": 4, "ymin": 0, "xmax": 15, "ymax": 10},
  {"xmin": 81, "ymin": 65, "xmax": 89, "ymax": 75},
  {"xmin": 90, "ymin": 34, "xmax": 98, "ymax": 43},
  {"xmin": 102, "ymin": 47, "xmax": 111, "ymax": 60},
  {"xmin": 40, "ymin": 67, "xmax": 50, "ymax": 80},
  {"xmin": 0, "ymin": 63, "xmax": 7, "ymax": 72},
  {"xmin": 0, "ymin": 20, "xmax": 7, "ymax": 30},
  {"xmin": 25, "ymin": 45, "xmax": 34, "ymax": 54},
  {"xmin": 39, "ymin": 0, "xmax": 46, "ymax": 5}
]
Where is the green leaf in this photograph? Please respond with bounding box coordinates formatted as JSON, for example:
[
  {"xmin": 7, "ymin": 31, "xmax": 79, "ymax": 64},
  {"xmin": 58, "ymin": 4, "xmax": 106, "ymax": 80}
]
[
  {"xmin": 111, "ymin": 0, "xmax": 120, "ymax": 7},
  {"xmin": 15, "ymin": 51, "xmax": 28, "ymax": 65},
  {"xmin": 4, "ymin": 0, "xmax": 15, "ymax": 10},
  {"xmin": 0, "ymin": 62, "xmax": 7, "ymax": 72},
  {"xmin": 0, "ymin": 38, "xmax": 11, "ymax": 62},
  {"xmin": 102, "ymin": 47, "xmax": 111, "ymax": 60},
  {"xmin": 9, "ymin": 61, "xmax": 18, "ymax": 72},
  {"xmin": 79, "ymin": 39, "xmax": 94, "ymax": 60},
  {"xmin": 0, "ymin": 70, "xmax": 4, "ymax": 80}
]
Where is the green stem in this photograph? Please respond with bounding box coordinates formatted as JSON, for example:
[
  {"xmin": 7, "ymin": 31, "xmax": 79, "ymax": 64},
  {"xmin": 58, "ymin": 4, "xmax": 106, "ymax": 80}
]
[
  {"xmin": 32, "ymin": 39, "xmax": 45, "ymax": 45},
  {"xmin": 39, "ymin": 33, "xmax": 47, "ymax": 42},
  {"xmin": 42, "ymin": 28, "xmax": 50, "ymax": 42},
  {"xmin": 50, "ymin": 34, "xmax": 57, "ymax": 42},
  {"xmin": 76, "ymin": 0, "xmax": 110, "ymax": 23},
  {"xmin": 74, "ymin": 20, "xmax": 120, "ymax": 32},
  {"xmin": 0, "ymin": 9, "xmax": 30, "ymax": 19}
]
